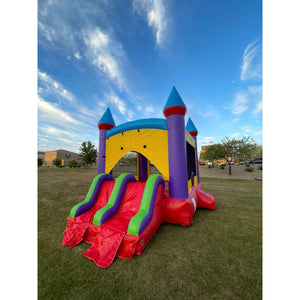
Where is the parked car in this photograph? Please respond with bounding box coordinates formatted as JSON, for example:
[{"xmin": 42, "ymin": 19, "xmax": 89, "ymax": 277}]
[
  {"xmin": 244, "ymin": 157, "xmax": 263, "ymax": 164},
  {"xmin": 199, "ymin": 161, "xmax": 205, "ymax": 166}
]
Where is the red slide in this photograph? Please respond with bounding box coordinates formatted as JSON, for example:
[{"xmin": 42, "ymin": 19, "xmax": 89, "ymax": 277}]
[
  {"xmin": 82, "ymin": 182, "xmax": 146, "ymax": 268},
  {"xmin": 62, "ymin": 181, "xmax": 115, "ymax": 248}
]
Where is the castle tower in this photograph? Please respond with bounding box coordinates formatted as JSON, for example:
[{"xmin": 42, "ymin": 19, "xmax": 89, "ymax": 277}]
[
  {"xmin": 186, "ymin": 117, "xmax": 200, "ymax": 183},
  {"xmin": 97, "ymin": 108, "xmax": 115, "ymax": 174},
  {"xmin": 163, "ymin": 86, "xmax": 189, "ymax": 200}
]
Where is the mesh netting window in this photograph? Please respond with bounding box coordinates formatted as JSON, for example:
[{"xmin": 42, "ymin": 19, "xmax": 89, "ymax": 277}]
[{"xmin": 186, "ymin": 142, "xmax": 196, "ymax": 180}]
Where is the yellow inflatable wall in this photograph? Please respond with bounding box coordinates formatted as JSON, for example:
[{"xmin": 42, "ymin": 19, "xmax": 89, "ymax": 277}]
[{"xmin": 106, "ymin": 128, "xmax": 169, "ymax": 180}]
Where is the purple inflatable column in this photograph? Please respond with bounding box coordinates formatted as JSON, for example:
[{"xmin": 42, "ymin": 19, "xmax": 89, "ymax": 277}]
[
  {"xmin": 98, "ymin": 129, "xmax": 107, "ymax": 174},
  {"xmin": 138, "ymin": 153, "xmax": 148, "ymax": 181},
  {"xmin": 163, "ymin": 87, "xmax": 189, "ymax": 200},
  {"xmin": 97, "ymin": 108, "xmax": 115, "ymax": 175},
  {"xmin": 186, "ymin": 117, "xmax": 200, "ymax": 183}
]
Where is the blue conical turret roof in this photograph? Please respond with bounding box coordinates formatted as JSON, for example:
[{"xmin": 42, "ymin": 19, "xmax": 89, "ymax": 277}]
[
  {"xmin": 98, "ymin": 107, "xmax": 115, "ymax": 126},
  {"xmin": 163, "ymin": 86, "xmax": 186, "ymax": 110},
  {"xmin": 186, "ymin": 117, "xmax": 198, "ymax": 132}
]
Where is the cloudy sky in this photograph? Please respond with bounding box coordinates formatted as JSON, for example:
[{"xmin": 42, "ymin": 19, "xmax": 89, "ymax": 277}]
[{"xmin": 38, "ymin": 0, "xmax": 262, "ymax": 153}]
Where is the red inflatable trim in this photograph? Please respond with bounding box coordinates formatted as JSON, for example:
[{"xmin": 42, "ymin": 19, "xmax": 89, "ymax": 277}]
[
  {"xmin": 196, "ymin": 189, "xmax": 216, "ymax": 210},
  {"xmin": 98, "ymin": 123, "xmax": 115, "ymax": 130},
  {"xmin": 188, "ymin": 130, "xmax": 198, "ymax": 137},
  {"xmin": 163, "ymin": 105, "xmax": 187, "ymax": 117},
  {"xmin": 164, "ymin": 196, "xmax": 194, "ymax": 225}
]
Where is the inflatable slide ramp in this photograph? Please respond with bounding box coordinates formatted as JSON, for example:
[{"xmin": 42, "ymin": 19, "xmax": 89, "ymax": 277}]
[{"xmin": 62, "ymin": 173, "xmax": 165, "ymax": 268}]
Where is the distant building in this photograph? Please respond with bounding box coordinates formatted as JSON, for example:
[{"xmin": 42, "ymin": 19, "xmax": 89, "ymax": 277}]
[
  {"xmin": 44, "ymin": 149, "xmax": 81, "ymax": 167},
  {"xmin": 38, "ymin": 151, "xmax": 45, "ymax": 161}
]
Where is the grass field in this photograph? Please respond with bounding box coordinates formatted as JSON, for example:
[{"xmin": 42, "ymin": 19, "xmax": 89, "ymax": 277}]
[{"xmin": 38, "ymin": 168, "xmax": 262, "ymax": 299}]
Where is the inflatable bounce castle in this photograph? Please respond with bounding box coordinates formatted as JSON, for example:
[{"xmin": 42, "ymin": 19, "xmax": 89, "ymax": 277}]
[{"xmin": 62, "ymin": 86, "xmax": 215, "ymax": 268}]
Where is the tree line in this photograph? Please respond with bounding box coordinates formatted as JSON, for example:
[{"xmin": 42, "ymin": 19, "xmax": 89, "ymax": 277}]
[{"xmin": 200, "ymin": 136, "xmax": 262, "ymax": 175}]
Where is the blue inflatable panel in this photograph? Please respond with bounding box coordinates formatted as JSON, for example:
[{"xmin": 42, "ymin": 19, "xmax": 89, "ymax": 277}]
[{"xmin": 106, "ymin": 118, "xmax": 167, "ymax": 138}]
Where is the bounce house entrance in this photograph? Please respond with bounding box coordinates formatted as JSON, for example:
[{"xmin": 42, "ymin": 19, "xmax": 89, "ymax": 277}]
[{"xmin": 111, "ymin": 151, "xmax": 162, "ymax": 181}]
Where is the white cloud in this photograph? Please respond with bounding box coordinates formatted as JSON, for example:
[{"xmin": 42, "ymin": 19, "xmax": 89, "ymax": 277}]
[
  {"xmin": 106, "ymin": 92, "xmax": 134, "ymax": 120},
  {"xmin": 226, "ymin": 92, "xmax": 249, "ymax": 115},
  {"xmin": 145, "ymin": 105, "xmax": 154, "ymax": 114},
  {"xmin": 220, "ymin": 117, "xmax": 240, "ymax": 128},
  {"xmin": 240, "ymin": 39, "xmax": 262, "ymax": 81},
  {"xmin": 110, "ymin": 94, "xmax": 126, "ymax": 115},
  {"xmin": 38, "ymin": 14, "xmax": 77, "ymax": 54},
  {"xmin": 40, "ymin": 125, "xmax": 83, "ymax": 142},
  {"xmin": 38, "ymin": 96, "xmax": 80, "ymax": 126},
  {"xmin": 202, "ymin": 108, "xmax": 220, "ymax": 120},
  {"xmin": 253, "ymin": 101, "xmax": 263, "ymax": 114},
  {"xmin": 38, "ymin": 134, "xmax": 82, "ymax": 153},
  {"xmin": 38, "ymin": 70, "xmax": 75, "ymax": 103},
  {"xmin": 133, "ymin": 0, "xmax": 168, "ymax": 47},
  {"xmin": 230, "ymin": 132, "xmax": 240, "ymax": 138},
  {"xmin": 248, "ymin": 85, "xmax": 263, "ymax": 115},
  {"xmin": 56, "ymin": 137, "xmax": 82, "ymax": 148},
  {"xmin": 248, "ymin": 85, "xmax": 262, "ymax": 95},
  {"xmin": 240, "ymin": 125, "xmax": 252, "ymax": 135},
  {"xmin": 74, "ymin": 52, "xmax": 81, "ymax": 59},
  {"xmin": 239, "ymin": 126, "xmax": 262, "ymax": 144},
  {"xmin": 38, "ymin": 20, "xmax": 55, "ymax": 42},
  {"xmin": 83, "ymin": 27, "xmax": 126, "ymax": 90},
  {"xmin": 226, "ymin": 84, "xmax": 262, "ymax": 117},
  {"xmin": 38, "ymin": 70, "xmax": 101, "ymax": 123},
  {"xmin": 199, "ymin": 137, "xmax": 215, "ymax": 144},
  {"xmin": 38, "ymin": 1, "xmax": 130, "ymax": 91}
]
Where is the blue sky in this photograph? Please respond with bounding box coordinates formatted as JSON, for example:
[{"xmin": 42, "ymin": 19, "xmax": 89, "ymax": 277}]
[{"xmin": 38, "ymin": 0, "xmax": 262, "ymax": 153}]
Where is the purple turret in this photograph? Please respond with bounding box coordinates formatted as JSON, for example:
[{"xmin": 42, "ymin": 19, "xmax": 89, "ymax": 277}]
[
  {"xmin": 163, "ymin": 86, "xmax": 189, "ymax": 200},
  {"xmin": 97, "ymin": 108, "xmax": 115, "ymax": 174},
  {"xmin": 186, "ymin": 117, "xmax": 200, "ymax": 183}
]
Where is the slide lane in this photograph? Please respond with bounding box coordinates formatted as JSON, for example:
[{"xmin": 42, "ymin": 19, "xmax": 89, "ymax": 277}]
[
  {"xmin": 83, "ymin": 174, "xmax": 166, "ymax": 267},
  {"xmin": 62, "ymin": 173, "xmax": 115, "ymax": 248},
  {"xmin": 118, "ymin": 174, "xmax": 165, "ymax": 258},
  {"xmin": 83, "ymin": 176, "xmax": 146, "ymax": 267}
]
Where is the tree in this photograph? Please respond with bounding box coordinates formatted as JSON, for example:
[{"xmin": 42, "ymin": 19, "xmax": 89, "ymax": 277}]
[
  {"xmin": 68, "ymin": 159, "xmax": 78, "ymax": 168},
  {"xmin": 53, "ymin": 158, "xmax": 62, "ymax": 167},
  {"xmin": 38, "ymin": 157, "xmax": 43, "ymax": 166},
  {"xmin": 255, "ymin": 144, "xmax": 263, "ymax": 158},
  {"xmin": 200, "ymin": 136, "xmax": 257, "ymax": 175},
  {"xmin": 233, "ymin": 136, "xmax": 257, "ymax": 162},
  {"xmin": 79, "ymin": 141, "xmax": 97, "ymax": 167}
]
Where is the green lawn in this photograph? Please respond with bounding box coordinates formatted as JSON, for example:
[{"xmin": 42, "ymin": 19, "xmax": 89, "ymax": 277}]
[{"xmin": 38, "ymin": 168, "xmax": 262, "ymax": 299}]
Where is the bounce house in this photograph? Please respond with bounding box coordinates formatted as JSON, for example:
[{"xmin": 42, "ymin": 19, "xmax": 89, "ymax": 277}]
[{"xmin": 62, "ymin": 86, "xmax": 215, "ymax": 268}]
